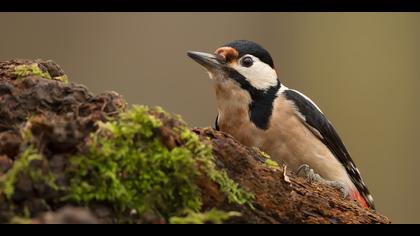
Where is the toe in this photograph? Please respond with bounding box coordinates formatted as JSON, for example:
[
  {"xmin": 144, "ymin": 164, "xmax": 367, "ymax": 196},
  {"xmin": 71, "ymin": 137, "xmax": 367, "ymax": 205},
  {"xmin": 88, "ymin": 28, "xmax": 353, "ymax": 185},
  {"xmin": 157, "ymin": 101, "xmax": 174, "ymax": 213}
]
[{"xmin": 296, "ymin": 164, "xmax": 310, "ymax": 176}]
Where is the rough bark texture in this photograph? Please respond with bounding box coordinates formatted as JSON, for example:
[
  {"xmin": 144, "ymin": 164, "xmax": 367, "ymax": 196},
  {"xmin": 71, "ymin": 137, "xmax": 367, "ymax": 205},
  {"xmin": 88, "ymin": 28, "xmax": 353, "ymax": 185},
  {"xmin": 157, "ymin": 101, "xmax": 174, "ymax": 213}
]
[
  {"xmin": 0, "ymin": 59, "xmax": 390, "ymax": 224},
  {"xmin": 194, "ymin": 128, "xmax": 389, "ymax": 224}
]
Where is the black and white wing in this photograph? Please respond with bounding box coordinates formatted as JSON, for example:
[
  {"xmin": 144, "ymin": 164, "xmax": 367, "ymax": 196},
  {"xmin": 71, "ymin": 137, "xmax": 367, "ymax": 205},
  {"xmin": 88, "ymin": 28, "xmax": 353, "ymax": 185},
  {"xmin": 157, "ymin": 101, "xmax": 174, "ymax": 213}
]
[
  {"xmin": 215, "ymin": 115, "xmax": 220, "ymax": 131},
  {"xmin": 283, "ymin": 89, "xmax": 375, "ymax": 209}
]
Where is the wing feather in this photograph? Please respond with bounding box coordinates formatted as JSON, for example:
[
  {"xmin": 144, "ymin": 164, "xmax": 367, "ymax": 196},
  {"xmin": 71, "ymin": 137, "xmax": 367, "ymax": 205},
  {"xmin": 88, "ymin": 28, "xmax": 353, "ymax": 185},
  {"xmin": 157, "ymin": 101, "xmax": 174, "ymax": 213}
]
[{"xmin": 283, "ymin": 89, "xmax": 375, "ymax": 209}]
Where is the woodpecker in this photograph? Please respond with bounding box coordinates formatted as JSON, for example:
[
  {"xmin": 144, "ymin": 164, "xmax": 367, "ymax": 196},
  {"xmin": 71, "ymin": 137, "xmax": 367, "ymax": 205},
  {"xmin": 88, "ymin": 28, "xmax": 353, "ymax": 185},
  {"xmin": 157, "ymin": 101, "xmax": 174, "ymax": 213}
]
[{"xmin": 187, "ymin": 40, "xmax": 375, "ymax": 209}]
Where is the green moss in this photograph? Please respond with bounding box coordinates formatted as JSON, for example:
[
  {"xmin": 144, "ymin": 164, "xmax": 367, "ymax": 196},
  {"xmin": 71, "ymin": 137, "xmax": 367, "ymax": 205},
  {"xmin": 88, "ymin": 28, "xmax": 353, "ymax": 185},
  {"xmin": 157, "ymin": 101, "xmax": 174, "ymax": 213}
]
[
  {"xmin": 265, "ymin": 159, "xmax": 280, "ymax": 169},
  {"xmin": 169, "ymin": 209, "xmax": 241, "ymax": 224},
  {"xmin": 174, "ymin": 114, "xmax": 184, "ymax": 122},
  {"xmin": 0, "ymin": 146, "xmax": 42, "ymax": 199},
  {"xmin": 9, "ymin": 216, "xmax": 33, "ymax": 224},
  {"xmin": 13, "ymin": 64, "xmax": 52, "ymax": 80},
  {"xmin": 253, "ymin": 147, "xmax": 280, "ymax": 169},
  {"xmin": 66, "ymin": 105, "xmax": 199, "ymax": 219},
  {"xmin": 28, "ymin": 168, "xmax": 58, "ymax": 192},
  {"xmin": 52, "ymin": 75, "xmax": 69, "ymax": 83},
  {"xmin": 155, "ymin": 107, "xmax": 254, "ymax": 207},
  {"xmin": 253, "ymin": 147, "xmax": 270, "ymax": 159},
  {"xmin": 178, "ymin": 127, "xmax": 254, "ymax": 208},
  {"xmin": 153, "ymin": 106, "xmax": 170, "ymax": 117},
  {"xmin": 0, "ymin": 145, "xmax": 58, "ymax": 200},
  {"xmin": 66, "ymin": 105, "xmax": 253, "ymax": 221},
  {"xmin": 153, "ymin": 106, "xmax": 184, "ymax": 123},
  {"xmin": 13, "ymin": 63, "xmax": 68, "ymax": 83}
]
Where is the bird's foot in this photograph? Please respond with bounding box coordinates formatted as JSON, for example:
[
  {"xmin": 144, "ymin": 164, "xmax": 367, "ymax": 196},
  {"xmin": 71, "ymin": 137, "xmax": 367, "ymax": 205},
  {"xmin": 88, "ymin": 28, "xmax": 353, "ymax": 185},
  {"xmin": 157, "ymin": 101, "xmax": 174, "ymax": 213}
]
[{"xmin": 296, "ymin": 164, "xmax": 349, "ymax": 198}]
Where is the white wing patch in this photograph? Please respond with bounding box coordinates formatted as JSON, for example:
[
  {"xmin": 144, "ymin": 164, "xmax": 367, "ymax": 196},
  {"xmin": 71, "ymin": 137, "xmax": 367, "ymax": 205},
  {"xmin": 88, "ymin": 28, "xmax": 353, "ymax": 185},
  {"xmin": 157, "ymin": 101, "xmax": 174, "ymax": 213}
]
[{"xmin": 277, "ymin": 84, "xmax": 290, "ymax": 94}]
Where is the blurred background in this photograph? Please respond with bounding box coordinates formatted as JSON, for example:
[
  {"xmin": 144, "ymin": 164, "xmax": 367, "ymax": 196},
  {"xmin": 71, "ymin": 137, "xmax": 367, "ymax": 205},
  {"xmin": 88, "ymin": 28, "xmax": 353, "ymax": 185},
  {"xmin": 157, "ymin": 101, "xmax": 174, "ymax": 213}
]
[{"xmin": 0, "ymin": 13, "xmax": 418, "ymax": 223}]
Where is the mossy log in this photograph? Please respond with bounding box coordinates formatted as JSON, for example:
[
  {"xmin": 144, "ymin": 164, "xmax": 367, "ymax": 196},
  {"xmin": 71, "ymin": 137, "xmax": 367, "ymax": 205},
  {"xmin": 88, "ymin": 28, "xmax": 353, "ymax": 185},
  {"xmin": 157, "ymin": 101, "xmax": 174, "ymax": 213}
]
[{"xmin": 0, "ymin": 59, "xmax": 390, "ymax": 224}]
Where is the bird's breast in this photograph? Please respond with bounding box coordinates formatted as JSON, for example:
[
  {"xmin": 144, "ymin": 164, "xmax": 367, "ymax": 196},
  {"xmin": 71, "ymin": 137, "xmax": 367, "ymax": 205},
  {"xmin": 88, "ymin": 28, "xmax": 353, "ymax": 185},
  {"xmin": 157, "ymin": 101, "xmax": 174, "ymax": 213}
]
[{"xmin": 214, "ymin": 80, "xmax": 262, "ymax": 147}]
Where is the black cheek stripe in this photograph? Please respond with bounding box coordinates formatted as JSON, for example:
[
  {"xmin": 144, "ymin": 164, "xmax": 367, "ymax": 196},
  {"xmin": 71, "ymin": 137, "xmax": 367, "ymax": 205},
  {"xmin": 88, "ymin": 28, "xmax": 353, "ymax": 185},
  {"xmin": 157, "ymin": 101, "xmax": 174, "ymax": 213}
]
[{"xmin": 226, "ymin": 68, "xmax": 280, "ymax": 130}]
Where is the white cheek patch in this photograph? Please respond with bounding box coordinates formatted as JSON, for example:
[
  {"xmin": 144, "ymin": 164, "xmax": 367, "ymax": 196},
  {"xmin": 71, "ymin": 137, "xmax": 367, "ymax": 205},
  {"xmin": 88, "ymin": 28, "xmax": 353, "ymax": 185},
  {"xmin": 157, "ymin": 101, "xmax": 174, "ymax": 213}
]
[{"xmin": 231, "ymin": 55, "xmax": 278, "ymax": 90}]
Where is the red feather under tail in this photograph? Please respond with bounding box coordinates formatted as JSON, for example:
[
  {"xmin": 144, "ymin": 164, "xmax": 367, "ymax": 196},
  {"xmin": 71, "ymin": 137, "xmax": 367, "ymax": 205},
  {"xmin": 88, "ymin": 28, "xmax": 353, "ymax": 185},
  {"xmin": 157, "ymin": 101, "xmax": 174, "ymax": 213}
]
[{"xmin": 351, "ymin": 191, "xmax": 369, "ymax": 208}]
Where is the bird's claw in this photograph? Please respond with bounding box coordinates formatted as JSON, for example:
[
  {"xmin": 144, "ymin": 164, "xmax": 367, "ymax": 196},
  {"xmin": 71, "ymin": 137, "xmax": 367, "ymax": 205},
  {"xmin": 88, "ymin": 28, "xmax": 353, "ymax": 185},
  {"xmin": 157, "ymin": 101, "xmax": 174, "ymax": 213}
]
[{"xmin": 296, "ymin": 164, "xmax": 349, "ymax": 198}]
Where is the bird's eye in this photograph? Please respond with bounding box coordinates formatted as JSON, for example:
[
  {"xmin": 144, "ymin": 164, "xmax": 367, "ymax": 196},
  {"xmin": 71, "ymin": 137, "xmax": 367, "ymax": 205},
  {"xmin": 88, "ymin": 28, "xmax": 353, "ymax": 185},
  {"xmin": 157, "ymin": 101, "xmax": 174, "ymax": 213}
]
[{"xmin": 240, "ymin": 57, "xmax": 253, "ymax": 67}]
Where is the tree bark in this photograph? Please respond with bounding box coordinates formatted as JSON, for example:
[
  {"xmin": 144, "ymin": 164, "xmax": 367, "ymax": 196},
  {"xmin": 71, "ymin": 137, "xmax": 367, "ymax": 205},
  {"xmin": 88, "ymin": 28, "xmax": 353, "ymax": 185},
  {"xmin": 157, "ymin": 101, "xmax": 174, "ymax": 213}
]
[{"xmin": 194, "ymin": 127, "xmax": 389, "ymax": 224}]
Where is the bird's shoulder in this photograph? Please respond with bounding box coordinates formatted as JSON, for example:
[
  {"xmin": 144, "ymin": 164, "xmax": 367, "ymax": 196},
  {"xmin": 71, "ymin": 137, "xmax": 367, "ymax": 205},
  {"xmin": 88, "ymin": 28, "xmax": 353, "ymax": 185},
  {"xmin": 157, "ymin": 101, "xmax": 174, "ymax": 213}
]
[
  {"xmin": 277, "ymin": 86, "xmax": 324, "ymax": 119},
  {"xmin": 277, "ymin": 85, "xmax": 348, "ymax": 160}
]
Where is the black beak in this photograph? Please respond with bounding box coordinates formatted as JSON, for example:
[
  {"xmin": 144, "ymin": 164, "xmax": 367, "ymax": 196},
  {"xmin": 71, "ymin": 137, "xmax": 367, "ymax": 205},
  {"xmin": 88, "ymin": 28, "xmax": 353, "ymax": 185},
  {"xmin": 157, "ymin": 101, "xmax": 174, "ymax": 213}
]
[{"xmin": 187, "ymin": 51, "xmax": 226, "ymax": 70}]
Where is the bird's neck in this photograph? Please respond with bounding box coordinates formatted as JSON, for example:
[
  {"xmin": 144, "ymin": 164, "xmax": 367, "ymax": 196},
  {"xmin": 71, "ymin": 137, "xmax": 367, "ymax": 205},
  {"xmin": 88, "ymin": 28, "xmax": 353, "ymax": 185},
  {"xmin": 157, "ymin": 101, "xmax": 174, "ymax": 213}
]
[
  {"xmin": 213, "ymin": 79, "xmax": 281, "ymax": 130},
  {"xmin": 248, "ymin": 81, "xmax": 281, "ymax": 129},
  {"xmin": 213, "ymin": 79, "xmax": 251, "ymax": 115}
]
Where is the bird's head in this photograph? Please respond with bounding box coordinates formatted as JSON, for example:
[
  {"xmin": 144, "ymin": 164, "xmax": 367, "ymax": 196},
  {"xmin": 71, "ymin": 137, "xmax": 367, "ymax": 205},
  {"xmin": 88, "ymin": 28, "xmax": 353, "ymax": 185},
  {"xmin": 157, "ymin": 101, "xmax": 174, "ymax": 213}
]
[{"xmin": 187, "ymin": 40, "xmax": 279, "ymax": 93}]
